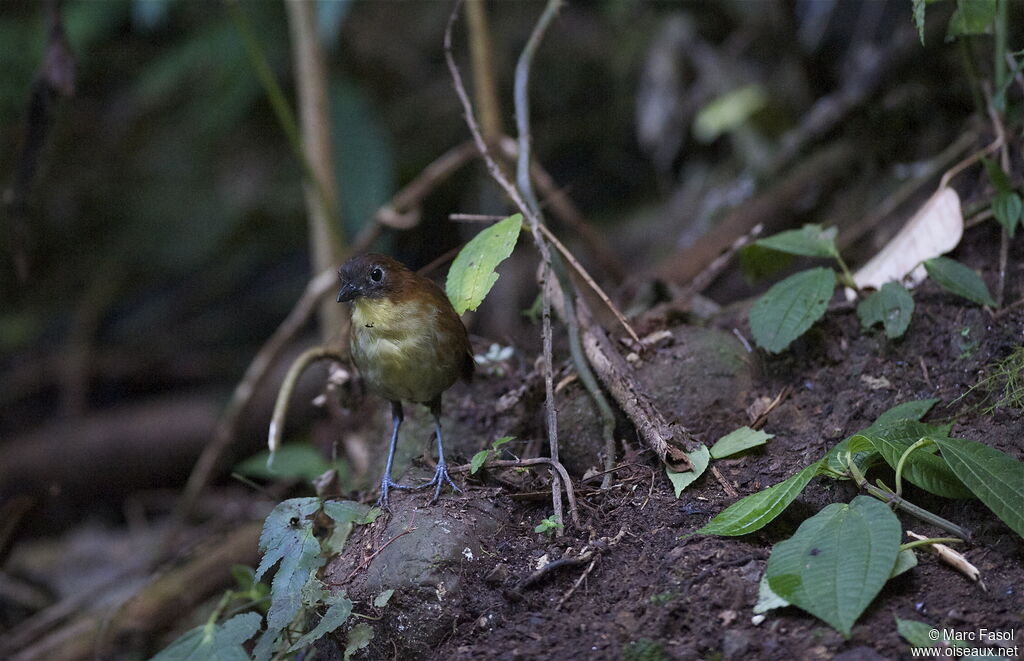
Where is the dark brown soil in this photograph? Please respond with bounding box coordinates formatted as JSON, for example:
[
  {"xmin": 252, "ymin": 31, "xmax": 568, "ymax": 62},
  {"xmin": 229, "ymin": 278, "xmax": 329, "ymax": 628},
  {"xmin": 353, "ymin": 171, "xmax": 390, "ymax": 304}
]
[{"xmin": 420, "ymin": 222, "xmax": 1023, "ymax": 660}]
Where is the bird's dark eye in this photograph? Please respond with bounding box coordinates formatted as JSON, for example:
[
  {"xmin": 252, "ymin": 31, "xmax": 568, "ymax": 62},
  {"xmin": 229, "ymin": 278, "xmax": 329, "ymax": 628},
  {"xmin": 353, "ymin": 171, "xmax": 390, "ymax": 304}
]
[{"xmin": 369, "ymin": 266, "xmax": 384, "ymax": 283}]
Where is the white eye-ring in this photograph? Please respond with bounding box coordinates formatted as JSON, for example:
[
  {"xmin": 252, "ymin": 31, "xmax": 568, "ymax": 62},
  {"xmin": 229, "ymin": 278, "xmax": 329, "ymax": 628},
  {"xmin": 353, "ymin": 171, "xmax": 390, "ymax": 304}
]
[{"xmin": 370, "ymin": 266, "xmax": 384, "ymax": 283}]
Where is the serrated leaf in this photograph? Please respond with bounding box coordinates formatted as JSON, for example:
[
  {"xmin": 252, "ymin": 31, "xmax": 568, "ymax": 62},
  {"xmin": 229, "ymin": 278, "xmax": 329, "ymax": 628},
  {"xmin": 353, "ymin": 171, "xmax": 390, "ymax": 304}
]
[
  {"xmin": 373, "ymin": 589, "xmax": 395, "ymax": 608},
  {"xmin": 755, "ymin": 224, "xmax": 839, "ymax": 258},
  {"xmin": 993, "ymin": 192, "xmax": 1021, "ymax": 238},
  {"xmin": 912, "ymin": 0, "xmax": 927, "ymax": 44},
  {"xmin": 930, "ymin": 436, "xmax": 1024, "ymax": 538},
  {"xmin": 750, "ymin": 268, "xmax": 836, "ymax": 353},
  {"xmin": 946, "ymin": 0, "xmax": 996, "ymax": 41},
  {"xmin": 446, "ymin": 214, "xmax": 522, "ymax": 314},
  {"xmin": 666, "ymin": 444, "xmax": 710, "ymax": 497},
  {"xmin": 766, "ymin": 496, "xmax": 901, "ymax": 637},
  {"xmin": 288, "ymin": 596, "xmax": 354, "ymax": 652},
  {"xmin": 697, "ymin": 461, "xmax": 821, "ymax": 536},
  {"xmin": 256, "ymin": 498, "xmax": 325, "ymax": 631},
  {"xmin": 822, "ymin": 398, "xmax": 940, "ymax": 477},
  {"xmin": 857, "ymin": 282, "xmax": 914, "ymax": 339},
  {"xmin": 860, "ymin": 421, "xmax": 975, "ymax": 499},
  {"xmin": 344, "ymin": 622, "xmax": 375, "ymax": 660},
  {"xmin": 470, "ymin": 450, "xmax": 490, "ymax": 474},
  {"xmin": 924, "ymin": 257, "xmax": 996, "ymax": 307},
  {"xmin": 709, "ymin": 426, "xmax": 773, "ymax": 459},
  {"xmin": 150, "ymin": 612, "xmax": 263, "ymax": 661}
]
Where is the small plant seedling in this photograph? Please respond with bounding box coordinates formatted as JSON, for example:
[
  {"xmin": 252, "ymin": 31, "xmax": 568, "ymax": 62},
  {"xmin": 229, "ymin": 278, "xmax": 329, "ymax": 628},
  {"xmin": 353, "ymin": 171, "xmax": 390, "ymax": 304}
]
[
  {"xmin": 470, "ymin": 436, "xmax": 515, "ymax": 474},
  {"xmin": 535, "ymin": 515, "xmax": 564, "ymax": 536}
]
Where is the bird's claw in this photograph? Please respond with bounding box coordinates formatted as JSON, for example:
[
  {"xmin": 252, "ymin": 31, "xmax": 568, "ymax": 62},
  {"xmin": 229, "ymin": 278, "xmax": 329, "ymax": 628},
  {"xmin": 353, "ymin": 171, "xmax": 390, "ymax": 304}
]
[
  {"xmin": 377, "ymin": 477, "xmax": 418, "ymax": 508},
  {"xmin": 412, "ymin": 462, "xmax": 461, "ymax": 504}
]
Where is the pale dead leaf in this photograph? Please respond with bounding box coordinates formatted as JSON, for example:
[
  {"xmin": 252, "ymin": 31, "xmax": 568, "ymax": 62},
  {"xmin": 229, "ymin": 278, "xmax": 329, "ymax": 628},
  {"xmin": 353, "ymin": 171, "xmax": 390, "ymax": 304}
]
[{"xmin": 848, "ymin": 187, "xmax": 963, "ymax": 299}]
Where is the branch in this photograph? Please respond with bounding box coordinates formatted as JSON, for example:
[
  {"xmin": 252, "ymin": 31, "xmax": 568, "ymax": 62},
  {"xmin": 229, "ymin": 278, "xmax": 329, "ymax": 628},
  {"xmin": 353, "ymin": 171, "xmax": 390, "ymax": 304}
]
[
  {"xmin": 284, "ymin": 0, "xmax": 347, "ymax": 337},
  {"xmin": 444, "ymin": 0, "xmax": 566, "ymax": 525}
]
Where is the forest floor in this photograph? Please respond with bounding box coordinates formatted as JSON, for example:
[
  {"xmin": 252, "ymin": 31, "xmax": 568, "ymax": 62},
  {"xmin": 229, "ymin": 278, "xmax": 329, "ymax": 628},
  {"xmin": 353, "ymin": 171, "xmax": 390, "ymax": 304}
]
[{"xmin": 377, "ymin": 221, "xmax": 1023, "ymax": 661}]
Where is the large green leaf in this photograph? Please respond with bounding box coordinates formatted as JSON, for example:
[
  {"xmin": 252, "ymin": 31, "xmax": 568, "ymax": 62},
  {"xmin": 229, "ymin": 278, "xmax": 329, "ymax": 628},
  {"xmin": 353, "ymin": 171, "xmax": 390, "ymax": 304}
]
[
  {"xmin": 446, "ymin": 214, "xmax": 522, "ymax": 314},
  {"xmin": 750, "ymin": 268, "xmax": 837, "ymax": 353},
  {"xmin": 930, "ymin": 436, "xmax": 1024, "ymax": 538},
  {"xmin": 924, "ymin": 257, "xmax": 996, "ymax": 307},
  {"xmin": 857, "ymin": 282, "xmax": 914, "ymax": 339},
  {"xmin": 709, "ymin": 426, "xmax": 773, "ymax": 459},
  {"xmin": 860, "ymin": 420, "xmax": 974, "ymax": 499},
  {"xmin": 150, "ymin": 612, "xmax": 263, "ymax": 661},
  {"xmin": 697, "ymin": 461, "xmax": 821, "ymax": 536},
  {"xmin": 766, "ymin": 496, "xmax": 901, "ymax": 637},
  {"xmin": 288, "ymin": 595, "xmax": 354, "ymax": 652},
  {"xmin": 754, "ymin": 224, "xmax": 839, "ymax": 259},
  {"xmin": 666, "ymin": 444, "xmax": 711, "ymax": 497},
  {"xmin": 255, "ymin": 498, "xmax": 325, "ymax": 631}
]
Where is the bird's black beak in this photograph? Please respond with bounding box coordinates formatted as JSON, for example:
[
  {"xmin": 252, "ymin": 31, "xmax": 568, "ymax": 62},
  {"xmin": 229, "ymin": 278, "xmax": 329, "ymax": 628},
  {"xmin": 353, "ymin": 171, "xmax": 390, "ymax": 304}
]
[{"xmin": 337, "ymin": 281, "xmax": 360, "ymax": 303}]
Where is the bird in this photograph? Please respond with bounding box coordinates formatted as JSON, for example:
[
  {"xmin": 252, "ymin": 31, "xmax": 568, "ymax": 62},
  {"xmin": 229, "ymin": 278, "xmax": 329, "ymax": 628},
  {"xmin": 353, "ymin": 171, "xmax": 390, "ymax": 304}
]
[{"xmin": 336, "ymin": 253, "xmax": 473, "ymax": 507}]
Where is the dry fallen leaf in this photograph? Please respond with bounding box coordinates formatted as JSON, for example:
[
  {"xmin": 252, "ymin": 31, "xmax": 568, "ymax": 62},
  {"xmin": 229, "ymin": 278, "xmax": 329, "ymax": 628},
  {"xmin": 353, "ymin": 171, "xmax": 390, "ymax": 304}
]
[{"xmin": 848, "ymin": 186, "xmax": 963, "ymax": 298}]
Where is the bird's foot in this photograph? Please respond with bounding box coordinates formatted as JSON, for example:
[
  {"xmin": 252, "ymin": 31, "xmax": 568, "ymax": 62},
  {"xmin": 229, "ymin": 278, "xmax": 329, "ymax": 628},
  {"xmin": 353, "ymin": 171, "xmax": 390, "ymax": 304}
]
[
  {"xmin": 413, "ymin": 461, "xmax": 462, "ymax": 504},
  {"xmin": 377, "ymin": 477, "xmax": 418, "ymax": 508}
]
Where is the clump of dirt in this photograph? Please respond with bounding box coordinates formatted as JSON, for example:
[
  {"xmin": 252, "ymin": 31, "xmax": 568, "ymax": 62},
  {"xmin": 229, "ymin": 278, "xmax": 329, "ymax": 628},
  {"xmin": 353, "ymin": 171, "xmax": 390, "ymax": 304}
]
[{"xmin": 399, "ymin": 222, "xmax": 1021, "ymax": 660}]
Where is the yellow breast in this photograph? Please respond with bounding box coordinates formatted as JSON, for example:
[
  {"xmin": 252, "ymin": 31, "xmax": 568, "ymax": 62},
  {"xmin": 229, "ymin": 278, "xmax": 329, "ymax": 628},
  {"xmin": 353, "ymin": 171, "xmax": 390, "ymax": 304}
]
[{"xmin": 350, "ymin": 297, "xmax": 463, "ymax": 404}]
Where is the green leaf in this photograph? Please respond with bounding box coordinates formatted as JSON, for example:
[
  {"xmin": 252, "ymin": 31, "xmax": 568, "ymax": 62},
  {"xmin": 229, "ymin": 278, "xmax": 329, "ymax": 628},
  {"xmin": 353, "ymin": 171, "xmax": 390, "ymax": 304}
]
[
  {"xmin": 493, "ymin": 436, "xmax": 514, "ymax": 449},
  {"xmin": 470, "ymin": 450, "xmax": 490, "ymax": 474},
  {"xmin": 344, "ymin": 622, "xmax": 375, "ymax": 660},
  {"xmin": 874, "ymin": 398, "xmax": 940, "ymax": 428},
  {"xmin": 323, "ymin": 500, "xmax": 379, "ymax": 526},
  {"xmin": 766, "ymin": 496, "xmax": 901, "ymax": 637},
  {"xmin": 857, "ymin": 282, "xmax": 914, "ymax": 339},
  {"xmin": 924, "ymin": 257, "xmax": 996, "ymax": 307},
  {"xmin": 697, "ymin": 461, "xmax": 822, "ymax": 536},
  {"xmin": 373, "ymin": 589, "xmax": 395, "ymax": 608},
  {"xmin": 860, "ymin": 421, "xmax": 975, "ymax": 499},
  {"xmin": 890, "ymin": 549, "xmax": 918, "ymax": 578},
  {"xmin": 912, "ymin": 0, "xmax": 927, "ymax": 44},
  {"xmin": 930, "ymin": 436, "xmax": 1024, "ymax": 537},
  {"xmin": 822, "ymin": 398, "xmax": 940, "ymax": 477},
  {"xmin": 709, "ymin": 426, "xmax": 773, "ymax": 459},
  {"xmin": 256, "ymin": 498, "xmax": 325, "ymax": 631},
  {"xmin": 330, "ymin": 77, "xmax": 395, "ymax": 241},
  {"xmin": 445, "ymin": 214, "xmax": 523, "ymax": 314},
  {"xmin": 150, "ymin": 612, "xmax": 263, "ymax": 661},
  {"xmin": 993, "ymin": 192, "xmax": 1021, "ymax": 238},
  {"xmin": 896, "ymin": 617, "xmax": 941, "ymax": 649},
  {"xmin": 754, "ymin": 225, "xmax": 839, "ymax": 259},
  {"xmin": 896, "ymin": 617, "xmax": 991, "ymax": 654},
  {"xmin": 288, "ymin": 596, "xmax": 354, "ymax": 651},
  {"xmin": 750, "ymin": 268, "xmax": 836, "ymax": 353},
  {"xmin": 239, "ymin": 444, "xmax": 332, "ymax": 481},
  {"xmin": 983, "ymin": 157, "xmax": 1014, "ymax": 193},
  {"xmin": 693, "ymin": 84, "xmax": 767, "ymax": 142},
  {"xmin": 946, "ymin": 0, "xmax": 996, "ymax": 40},
  {"xmin": 666, "ymin": 444, "xmax": 710, "ymax": 497}
]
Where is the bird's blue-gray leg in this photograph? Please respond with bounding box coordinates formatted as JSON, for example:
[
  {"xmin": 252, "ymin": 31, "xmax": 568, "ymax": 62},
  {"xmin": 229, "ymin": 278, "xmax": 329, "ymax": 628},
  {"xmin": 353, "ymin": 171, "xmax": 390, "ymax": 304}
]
[
  {"xmin": 379, "ymin": 400, "xmax": 416, "ymax": 507},
  {"xmin": 415, "ymin": 399, "xmax": 462, "ymax": 503}
]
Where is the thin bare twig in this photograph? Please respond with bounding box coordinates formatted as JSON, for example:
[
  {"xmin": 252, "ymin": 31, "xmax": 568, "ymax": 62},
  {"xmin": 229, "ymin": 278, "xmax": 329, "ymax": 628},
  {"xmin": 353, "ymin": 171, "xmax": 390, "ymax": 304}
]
[
  {"xmin": 268, "ymin": 346, "xmax": 346, "ymax": 454},
  {"xmin": 445, "ymin": 0, "xmax": 565, "ymax": 525},
  {"xmin": 337, "ymin": 528, "xmax": 417, "ymax": 586}
]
